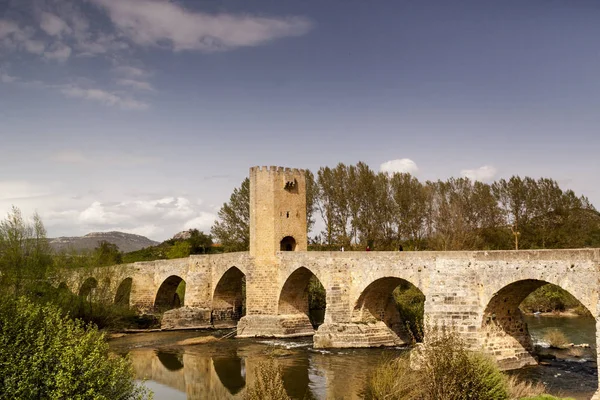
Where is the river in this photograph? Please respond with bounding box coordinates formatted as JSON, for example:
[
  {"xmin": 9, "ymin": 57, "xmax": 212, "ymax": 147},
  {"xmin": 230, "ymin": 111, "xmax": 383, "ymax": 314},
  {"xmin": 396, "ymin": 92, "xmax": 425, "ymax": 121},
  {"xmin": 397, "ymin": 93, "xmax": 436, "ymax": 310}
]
[{"xmin": 109, "ymin": 315, "xmax": 597, "ymax": 399}]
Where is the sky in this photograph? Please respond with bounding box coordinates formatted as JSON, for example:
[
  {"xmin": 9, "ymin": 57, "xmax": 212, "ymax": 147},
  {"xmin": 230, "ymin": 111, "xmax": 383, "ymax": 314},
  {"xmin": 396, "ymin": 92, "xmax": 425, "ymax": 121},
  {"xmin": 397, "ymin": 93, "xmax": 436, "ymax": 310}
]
[{"xmin": 1, "ymin": 0, "xmax": 599, "ymax": 241}]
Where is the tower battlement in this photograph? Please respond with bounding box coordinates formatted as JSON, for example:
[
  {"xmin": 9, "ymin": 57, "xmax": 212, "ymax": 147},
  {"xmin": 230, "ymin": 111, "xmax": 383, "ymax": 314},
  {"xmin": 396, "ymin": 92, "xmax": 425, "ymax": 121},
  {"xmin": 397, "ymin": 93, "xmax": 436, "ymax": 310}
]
[{"xmin": 249, "ymin": 166, "xmax": 307, "ymax": 261}]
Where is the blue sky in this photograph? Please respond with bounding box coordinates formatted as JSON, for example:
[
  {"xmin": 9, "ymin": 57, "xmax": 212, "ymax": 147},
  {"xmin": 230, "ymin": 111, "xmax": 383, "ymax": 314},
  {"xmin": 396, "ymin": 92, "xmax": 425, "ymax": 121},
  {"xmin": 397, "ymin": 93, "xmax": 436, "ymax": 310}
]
[{"xmin": 1, "ymin": 0, "xmax": 599, "ymax": 240}]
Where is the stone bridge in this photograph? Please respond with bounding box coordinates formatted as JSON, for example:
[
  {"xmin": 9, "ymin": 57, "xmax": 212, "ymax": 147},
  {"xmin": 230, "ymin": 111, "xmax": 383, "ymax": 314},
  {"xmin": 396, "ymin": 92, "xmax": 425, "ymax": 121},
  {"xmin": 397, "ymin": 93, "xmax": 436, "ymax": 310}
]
[{"xmin": 61, "ymin": 166, "xmax": 600, "ymax": 398}]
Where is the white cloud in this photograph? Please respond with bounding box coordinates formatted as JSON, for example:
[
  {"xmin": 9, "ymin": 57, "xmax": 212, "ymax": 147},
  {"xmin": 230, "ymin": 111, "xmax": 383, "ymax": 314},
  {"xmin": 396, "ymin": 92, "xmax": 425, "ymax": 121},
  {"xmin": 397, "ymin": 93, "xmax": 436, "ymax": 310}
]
[
  {"xmin": 380, "ymin": 158, "xmax": 419, "ymax": 175},
  {"xmin": 79, "ymin": 201, "xmax": 127, "ymax": 225},
  {"xmin": 40, "ymin": 12, "xmax": 72, "ymax": 37},
  {"xmin": 460, "ymin": 165, "xmax": 498, "ymax": 182},
  {"xmin": 71, "ymin": 196, "xmax": 214, "ymax": 239},
  {"xmin": 60, "ymin": 85, "xmax": 149, "ymax": 110},
  {"xmin": 91, "ymin": 0, "xmax": 313, "ymax": 52},
  {"xmin": 116, "ymin": 78, "xmax": 154, "ymax": 91},
  {"xmin": 184, "ymin": 212, "xmax": 218, "ymax": 232},
  {"xmin": 44, "ymin": 42, "xmax": 72, "ymax": 61}
]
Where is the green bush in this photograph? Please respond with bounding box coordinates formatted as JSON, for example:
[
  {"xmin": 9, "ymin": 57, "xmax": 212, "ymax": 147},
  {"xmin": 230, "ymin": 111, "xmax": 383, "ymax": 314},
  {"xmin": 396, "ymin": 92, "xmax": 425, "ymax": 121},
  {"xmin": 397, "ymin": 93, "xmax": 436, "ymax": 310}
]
[
  {"xmin": 367, "ymin": 328, "xmax": 508, "ymax": 400},
  {"xmin": 520, "ymin": 285, "xmax": 581, "ymax": 313},
  {"xmin": 0, "ymin": 296, "xmax": 150, "ymax": 400},
  {"xmin": 393, "ymin": 282, "xmax": 425, "ymax": 341}
]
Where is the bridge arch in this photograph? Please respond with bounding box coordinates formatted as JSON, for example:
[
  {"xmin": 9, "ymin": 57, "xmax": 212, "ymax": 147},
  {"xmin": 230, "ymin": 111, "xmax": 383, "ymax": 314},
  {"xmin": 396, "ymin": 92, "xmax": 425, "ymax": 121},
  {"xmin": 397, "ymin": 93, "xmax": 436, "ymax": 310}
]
[
  {"xmin": 115, "ymin": 277, "xmax": 133, "ymax": 307},
  {"xmin": 155, "ymin": 275, "xmax": 186, "ymax": 311},
  {"xmin": 212, "ymin": 266, "xmax": 246, "ymax": 327},
  {"xmin": 278, "ymin": 267, "xmax": 326, "ymax": 329},
  {"xmin": 352, "ymin": 276, "xmax": 425, "ymax": 343},
  {"xmin": 481, "ymin": 278, "xmax": 595, "ymax": 370},
  {"xmin": 78, "ymin": 277, "xmax": 98, "ymax": 298}
]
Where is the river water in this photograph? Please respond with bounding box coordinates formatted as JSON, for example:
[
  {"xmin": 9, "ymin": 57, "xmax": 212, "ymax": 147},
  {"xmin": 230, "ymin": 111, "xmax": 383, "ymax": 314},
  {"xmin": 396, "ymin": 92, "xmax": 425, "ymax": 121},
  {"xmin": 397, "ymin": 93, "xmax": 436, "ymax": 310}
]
[{"xmin": 109, "ymin": 315, "xmax": 598, "ymax": 400}]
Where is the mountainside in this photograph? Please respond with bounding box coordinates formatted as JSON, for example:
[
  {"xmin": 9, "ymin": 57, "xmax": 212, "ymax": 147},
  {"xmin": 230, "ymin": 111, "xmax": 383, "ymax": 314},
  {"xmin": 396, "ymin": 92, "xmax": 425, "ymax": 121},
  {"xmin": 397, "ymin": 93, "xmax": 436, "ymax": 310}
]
[{"xmin": 49, "ymin": 231, "xmax": 159, "ymax": 253}]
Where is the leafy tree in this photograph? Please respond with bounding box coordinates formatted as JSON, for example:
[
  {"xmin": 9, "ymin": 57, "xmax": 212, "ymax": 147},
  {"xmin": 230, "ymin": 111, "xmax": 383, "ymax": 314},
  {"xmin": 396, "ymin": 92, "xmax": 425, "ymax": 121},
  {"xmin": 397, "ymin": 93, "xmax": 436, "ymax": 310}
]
[
  {"xmin": 93, "ymin": 240, "xmax": 122, "ymax": 267},
  {"xmin": 167, "ymin": 240, "xmax": 191, "ymax": 259},
  {"xmin": 212, "ymin": 178, "xmax": 250, "ymax": 252},
  {"xmin": 0, "ymin": 296, "xmax": 149, "ymax": 399},
  {"xmin": 305, "ymin": 169, "xmax": 318, "ymax": 234},
  {"xmin": 187, "ymin": 229, "xmax": 213, "ymax": 254},
  {"xmin": 0, "ymin": 207, "xmax": 53, "ymax": 296}
]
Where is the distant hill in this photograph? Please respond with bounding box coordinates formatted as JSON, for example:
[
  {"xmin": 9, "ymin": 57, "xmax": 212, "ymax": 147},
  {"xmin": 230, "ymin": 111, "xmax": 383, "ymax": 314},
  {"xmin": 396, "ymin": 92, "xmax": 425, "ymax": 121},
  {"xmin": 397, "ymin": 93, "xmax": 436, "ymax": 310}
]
[{"xmin": 49, "ymin": 231, "xmax": 159, "ymax": 253}]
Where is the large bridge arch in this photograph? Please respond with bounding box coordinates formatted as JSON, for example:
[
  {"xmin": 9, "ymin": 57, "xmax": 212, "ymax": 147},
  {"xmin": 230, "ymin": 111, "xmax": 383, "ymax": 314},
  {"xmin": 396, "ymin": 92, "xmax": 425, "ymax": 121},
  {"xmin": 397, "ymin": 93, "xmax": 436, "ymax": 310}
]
[
  {"xmin": 155, "ymin": 275, "xmax": 186, "ymax": 311},
  {"xmin": 275, "ymin": 266, "xmax": 326, "ymax": 335},
  {"xmin": 212, "ymin": 266, "xmax": 246, "ymax": 327},
  {"xmin": 352, "ymin": 276, "xmax": 425, "ymax": 344},
  {"xmin": 480, "ymin": 277, "xmax": 596, "ymax": 370}
]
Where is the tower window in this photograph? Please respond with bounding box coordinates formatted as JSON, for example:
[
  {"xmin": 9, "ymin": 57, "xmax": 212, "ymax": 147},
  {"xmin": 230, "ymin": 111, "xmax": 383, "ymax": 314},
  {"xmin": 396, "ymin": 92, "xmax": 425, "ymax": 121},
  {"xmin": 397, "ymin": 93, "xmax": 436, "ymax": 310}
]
[
  {"xmin": 280, "ymin": 236, "xmax": 296, "ymax": 251},
  {"xmin": 284, "ymin": 179, "xmax": 298, "ymax": 193}
]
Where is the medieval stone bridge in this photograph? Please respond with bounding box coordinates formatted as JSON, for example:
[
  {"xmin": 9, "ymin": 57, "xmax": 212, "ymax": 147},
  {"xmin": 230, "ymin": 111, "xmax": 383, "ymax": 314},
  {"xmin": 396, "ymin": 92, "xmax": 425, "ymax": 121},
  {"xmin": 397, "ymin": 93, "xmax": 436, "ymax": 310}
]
[{"xmin": 63, "ymin": 166, "xmax": 600, "ymax": 398}]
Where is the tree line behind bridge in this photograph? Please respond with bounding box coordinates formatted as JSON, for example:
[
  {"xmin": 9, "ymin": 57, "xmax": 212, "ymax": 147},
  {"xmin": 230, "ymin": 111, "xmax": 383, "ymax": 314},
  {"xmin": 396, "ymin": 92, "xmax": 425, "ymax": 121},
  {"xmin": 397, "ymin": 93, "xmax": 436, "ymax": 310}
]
[{"xmin": 212, "ymin": 161, "xmax": 600, "ymax": 252}]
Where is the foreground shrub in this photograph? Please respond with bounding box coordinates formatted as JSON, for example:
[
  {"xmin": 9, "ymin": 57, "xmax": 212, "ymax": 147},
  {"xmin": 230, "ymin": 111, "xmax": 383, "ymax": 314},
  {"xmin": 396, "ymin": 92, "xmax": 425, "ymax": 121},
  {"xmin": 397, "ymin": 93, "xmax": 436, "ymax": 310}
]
[
  {"xmin": 366, "ymin": 328, "xmax": 558, "ymax": 400},
  {"xmin": 366, "ymin": 356, "xmax": 422, "ymax": 400},
  {"xmin": 367, "ymin": 328, "xmax": 508, "ymax": 400},
  {"xmin": 544, "ymin": 329, "xmax": 569, "ymax": 349},
  {"xmin": 520, "ymin": 396, "xmax": 575, "ymax": 400},
  {"xmin": 245, "ymin": 359, "xmax": 290, "ymax": 400},
  {"xmin": 0, "ymin": 296, "xmax": 149, "ymax": 400}
]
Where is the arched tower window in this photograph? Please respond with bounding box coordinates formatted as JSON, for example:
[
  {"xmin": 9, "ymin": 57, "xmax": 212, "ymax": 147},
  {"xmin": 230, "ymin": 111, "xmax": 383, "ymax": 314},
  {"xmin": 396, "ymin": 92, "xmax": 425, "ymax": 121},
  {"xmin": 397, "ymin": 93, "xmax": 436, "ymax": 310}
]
[{"xmin": 280, "ymin": 236, "xmax": 296, "ymax": 251}]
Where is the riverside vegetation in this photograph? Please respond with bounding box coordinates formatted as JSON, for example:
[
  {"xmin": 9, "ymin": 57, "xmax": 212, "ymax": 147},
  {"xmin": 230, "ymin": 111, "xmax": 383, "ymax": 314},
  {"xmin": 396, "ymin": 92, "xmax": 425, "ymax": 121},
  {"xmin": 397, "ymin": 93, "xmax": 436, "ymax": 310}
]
[{"xmin": 0, "ymin": 207, "xmax": 150, "ymax": 399}]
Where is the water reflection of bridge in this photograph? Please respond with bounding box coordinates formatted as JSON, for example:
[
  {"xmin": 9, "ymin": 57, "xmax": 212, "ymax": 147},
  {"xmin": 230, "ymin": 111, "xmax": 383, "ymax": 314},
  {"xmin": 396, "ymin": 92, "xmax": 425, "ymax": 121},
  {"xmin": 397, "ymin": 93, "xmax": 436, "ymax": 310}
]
[{"xmin": 128, "ymin": 344, "xmax": 371, "ymax": 400}]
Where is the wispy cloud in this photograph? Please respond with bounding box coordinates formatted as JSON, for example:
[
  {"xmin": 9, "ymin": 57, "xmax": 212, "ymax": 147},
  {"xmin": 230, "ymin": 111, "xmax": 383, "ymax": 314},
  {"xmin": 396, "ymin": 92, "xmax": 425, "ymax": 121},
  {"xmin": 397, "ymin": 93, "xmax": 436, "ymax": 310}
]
[
  {"xmin": 60, "ymin": 85, "xmax": 149, "ymax": 110},
  {"xmin": 116, "ymin": 79, "xmax": 154, "ymax": 91},
  {"xmin": 380, "ymin": 158, "xmax": 419, "ymax": 175},
  {"xmin": 460, "ymin": 165, "xmax": 498, "ymax": 183},
  {"xmin": 39, "ymin": 12, "xmax": 72, "ymax": 37},
  {"xmin": 91, "ymin": 0, "xmax": 313, "ymax": 52}
]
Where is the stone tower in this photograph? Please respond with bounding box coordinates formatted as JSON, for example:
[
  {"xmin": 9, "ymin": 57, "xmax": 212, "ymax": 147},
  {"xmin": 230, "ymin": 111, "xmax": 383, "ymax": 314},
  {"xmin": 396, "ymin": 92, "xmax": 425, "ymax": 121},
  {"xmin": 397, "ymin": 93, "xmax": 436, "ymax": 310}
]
[{"xmin": 249, "ymin": 166, "xmax": 307, "ymax": 262}]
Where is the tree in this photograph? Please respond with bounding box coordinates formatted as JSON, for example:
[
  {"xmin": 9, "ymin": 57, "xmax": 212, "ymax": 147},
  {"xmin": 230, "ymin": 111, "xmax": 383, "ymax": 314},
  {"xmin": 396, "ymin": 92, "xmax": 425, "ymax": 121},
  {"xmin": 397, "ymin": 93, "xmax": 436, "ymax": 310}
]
[
  {"xmin": 0, "ymin": 296, "xmax": 149, "ymax": 399},
  {"xmin": 187, "ymin": 229, "xmax": 213, "ymax": 254},
  {"xmin": 211, "ymin": 178, "xmax": 250, "ymax": 252},
  {"xmin": 0, "ymin": 207, "xmax": 53, "ymax": 296},
  {"xmin": 305, "ymin": 169, "xmax": 318, "ymax": 234},
  {"xmin": 93, "ymin": 241, "xmax": 122, "ymax": 267},
  {"xmin": 167, "ymin": 241, "xmax": 191, "ymax": 259}
]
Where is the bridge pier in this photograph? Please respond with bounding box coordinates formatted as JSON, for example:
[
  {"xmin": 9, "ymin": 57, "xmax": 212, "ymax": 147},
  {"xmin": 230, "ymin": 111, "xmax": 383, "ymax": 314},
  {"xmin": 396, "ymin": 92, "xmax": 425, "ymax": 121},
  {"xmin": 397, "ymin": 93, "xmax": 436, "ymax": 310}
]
[
  {"xmin": 237, "ymin": 314, "xmax": 315, "ymax": 338},
  {"xmin": 313, "ymin": 321, "xmax": 405, "ymax": 348}
]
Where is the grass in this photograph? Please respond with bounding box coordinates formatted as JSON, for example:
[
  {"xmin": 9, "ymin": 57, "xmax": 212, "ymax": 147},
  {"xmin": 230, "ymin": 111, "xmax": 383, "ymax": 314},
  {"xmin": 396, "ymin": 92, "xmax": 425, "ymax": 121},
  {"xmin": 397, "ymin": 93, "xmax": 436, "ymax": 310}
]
[
  {"xmin": 504, "ymin": 375, "xmax": 545, "ymax": 399},
  {"xmin": 544, "ymin": 329, "xmax": 570, "ymax": 349}
]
